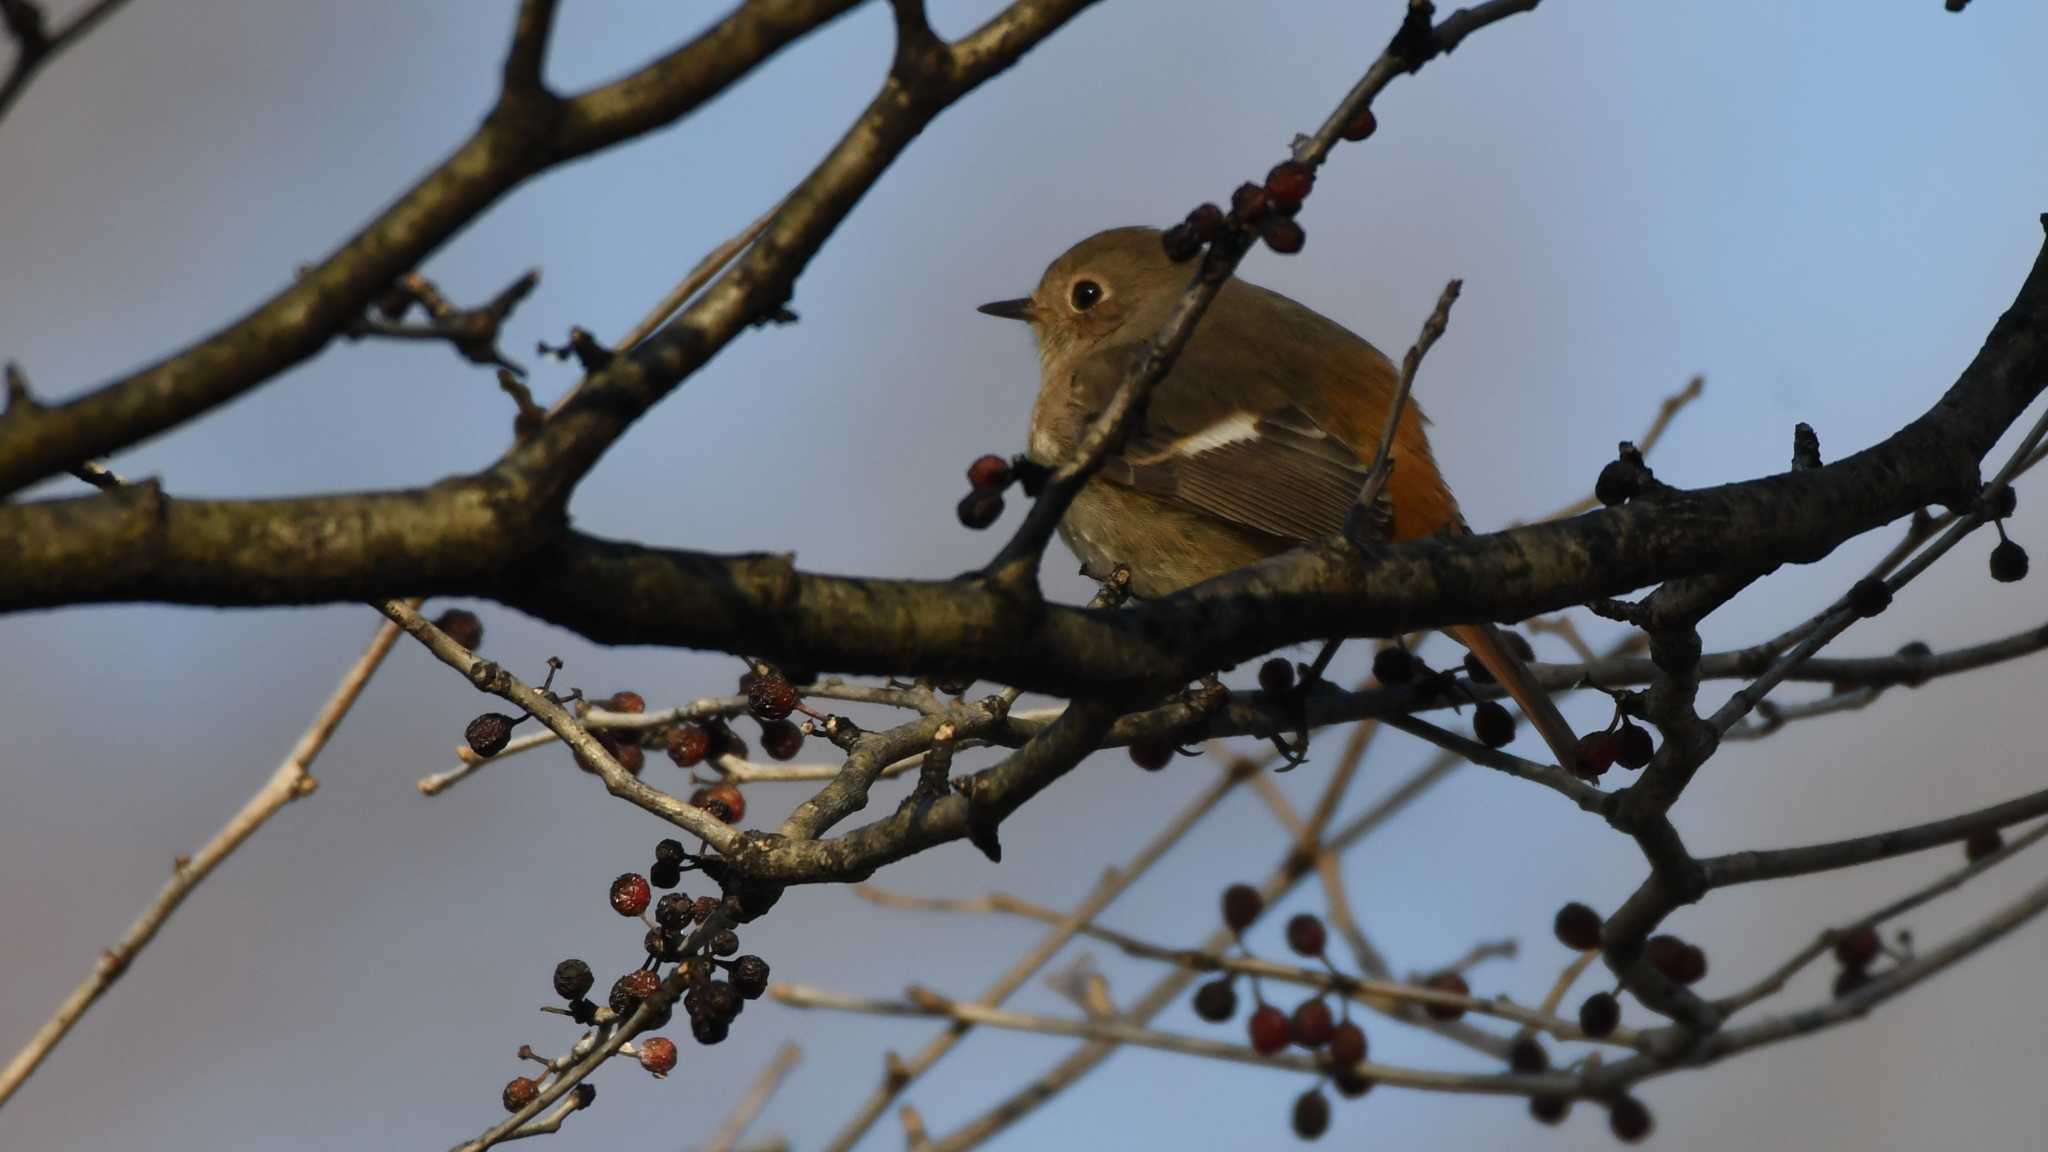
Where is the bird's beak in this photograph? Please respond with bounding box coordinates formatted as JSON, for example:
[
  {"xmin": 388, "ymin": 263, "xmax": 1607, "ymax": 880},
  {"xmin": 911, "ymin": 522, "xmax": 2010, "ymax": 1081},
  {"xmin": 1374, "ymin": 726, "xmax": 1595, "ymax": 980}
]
[{"xmin": 976, "ymin": 297, "xmax": 1036, "ymax": 322}]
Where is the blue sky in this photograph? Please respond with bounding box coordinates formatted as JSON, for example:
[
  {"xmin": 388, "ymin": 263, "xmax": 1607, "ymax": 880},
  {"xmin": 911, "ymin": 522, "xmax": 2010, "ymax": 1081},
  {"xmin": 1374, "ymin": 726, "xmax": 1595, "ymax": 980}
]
[{"xmin": 4, "ymin": 2, "xmax": 2047, "ymax": 1149}]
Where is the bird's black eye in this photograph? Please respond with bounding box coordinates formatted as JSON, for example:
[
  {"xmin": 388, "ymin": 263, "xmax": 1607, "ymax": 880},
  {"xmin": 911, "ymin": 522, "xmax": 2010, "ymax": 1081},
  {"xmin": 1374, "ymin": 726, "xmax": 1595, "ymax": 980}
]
[{"xmin": 1069, "ymin": 279, "xmax": 1103, "ymax": 311}]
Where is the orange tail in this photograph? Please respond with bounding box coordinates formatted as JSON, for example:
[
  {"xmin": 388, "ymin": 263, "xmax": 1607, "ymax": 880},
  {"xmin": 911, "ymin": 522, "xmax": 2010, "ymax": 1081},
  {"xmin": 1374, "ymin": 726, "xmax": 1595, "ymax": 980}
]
[{"xmin": 1446, "ymin": 622, "xmax": 1580, "ymax": 771}]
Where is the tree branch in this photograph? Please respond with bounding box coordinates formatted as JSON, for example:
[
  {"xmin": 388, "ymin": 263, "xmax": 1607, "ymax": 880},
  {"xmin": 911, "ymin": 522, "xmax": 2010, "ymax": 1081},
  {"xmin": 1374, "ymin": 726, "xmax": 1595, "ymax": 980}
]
[{"xmin": 0, "ymin": 0, "xmax": 129, "ymax": 128}]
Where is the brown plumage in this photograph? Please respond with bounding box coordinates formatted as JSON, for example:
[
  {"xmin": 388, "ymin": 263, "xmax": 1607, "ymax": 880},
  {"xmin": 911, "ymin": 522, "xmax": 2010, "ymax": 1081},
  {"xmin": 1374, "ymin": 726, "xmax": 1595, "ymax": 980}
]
[{"xmin": 982, "ymin": 226, "xmax": 1581, "ymax": 770}]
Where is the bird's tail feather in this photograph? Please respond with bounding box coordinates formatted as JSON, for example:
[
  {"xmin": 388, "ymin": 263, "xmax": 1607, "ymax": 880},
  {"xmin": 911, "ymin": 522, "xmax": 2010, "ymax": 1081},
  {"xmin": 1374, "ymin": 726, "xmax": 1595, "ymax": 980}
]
[{"xmin": 1446, "ymin": 622, "xmax": 1580, "ymax": 772}]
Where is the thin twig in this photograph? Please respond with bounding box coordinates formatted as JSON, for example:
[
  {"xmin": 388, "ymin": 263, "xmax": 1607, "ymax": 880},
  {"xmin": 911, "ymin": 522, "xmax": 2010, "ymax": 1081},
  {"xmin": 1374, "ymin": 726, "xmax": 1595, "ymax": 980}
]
[
  {"xmin": 1355, "ymin": 279, "xmax": 1461, "ymax": 519},
  {"xmin": 701, "ymin": 1042, "xmax": 800, "ymax": 1152},
  {"xmin": 0, "ymin": 0, "xmax": 130, "ymax": 127},
  {"xmin": 779, "ymin": 984, "xmax": 1579, "ymax": 1098},
  {"xmin": 1536, "ymin": 375, "xmax": 1704, "ymax": 521},
  {"xmin": 377, "ymin": 599, "xmax": 741, "ymax": 850},
  {"xmin": 853, "ymin": 886, "xmax": 1639, "ymax": 1047},
  {"xmin": 820, "ymin": 758, "xmax": 1255, "ymax": 1152},
  {"xmin": 0, "ymin": 604, "xmax": 413, "ymax": 1108},
  {"xmin": 1717, "ymin": 818, "xmax": 2048, "ymax": 1016}
]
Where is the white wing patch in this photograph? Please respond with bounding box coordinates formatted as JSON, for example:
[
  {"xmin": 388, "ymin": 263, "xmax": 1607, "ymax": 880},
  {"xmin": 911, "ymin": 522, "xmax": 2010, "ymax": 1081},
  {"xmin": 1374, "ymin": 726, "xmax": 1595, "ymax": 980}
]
[{"xmin": 1166, "ymin": 412, "xmax": 1261, "ymax": 457}]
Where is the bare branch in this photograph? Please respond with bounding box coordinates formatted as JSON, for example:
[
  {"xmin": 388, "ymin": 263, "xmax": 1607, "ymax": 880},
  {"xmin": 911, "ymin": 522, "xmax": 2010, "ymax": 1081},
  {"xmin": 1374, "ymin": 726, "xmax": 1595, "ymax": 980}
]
[
  {"xmin": 0, "ymin": 605, "xmax": 411, "ymax": 1107},
  {"xmin": 0, "ymin": 0, "xmax": 129, "ymax": 128}
]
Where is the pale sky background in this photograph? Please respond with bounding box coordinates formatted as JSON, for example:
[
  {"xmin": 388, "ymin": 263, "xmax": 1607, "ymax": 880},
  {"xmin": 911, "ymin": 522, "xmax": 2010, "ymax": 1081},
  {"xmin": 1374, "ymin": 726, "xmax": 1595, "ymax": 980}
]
[{"xmin": 5, "ymin": 1, "xmax": 2048, "ymax": 1149}]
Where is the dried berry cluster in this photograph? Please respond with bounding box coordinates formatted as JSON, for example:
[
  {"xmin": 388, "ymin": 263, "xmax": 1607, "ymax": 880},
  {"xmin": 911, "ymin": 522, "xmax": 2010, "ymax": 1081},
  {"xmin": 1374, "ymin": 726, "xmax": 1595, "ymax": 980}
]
[
  {"xmin": 460, "ymin": 659, "xmax": 817, "ymax": 804},
  {"xmin": 1188, "ymin": 884, "xmax": 1389, "ymax": 1141},
  {"xmin": 1520, "ymin": 902, "xmax": 1655, "ymax": 1139},
  {"xmin": 1188, "ymin": 883, "xmax": 1664, "ymax": 1143},
  {"xmin": 496, "ymin": 848, "xmax": 776, "ymax": 1114},
  {"xmin": 1571, "ymin": 703, "xmax": 1657, "ymax": 782},
  {"xmin": 1158, "ymin": 101, "xmax": 1377, "ymax": 269},
  {"xmin": 1358, "ymin": 633, "xmax": 1606, "ymax": 767}
]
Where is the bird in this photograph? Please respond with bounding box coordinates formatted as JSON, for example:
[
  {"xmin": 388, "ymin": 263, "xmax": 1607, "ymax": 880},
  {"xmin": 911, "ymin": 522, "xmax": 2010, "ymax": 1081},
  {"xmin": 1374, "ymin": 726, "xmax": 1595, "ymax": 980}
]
[{"xmin": 977, "ymin": 225, "xmax": 1580, "ymax": 770}]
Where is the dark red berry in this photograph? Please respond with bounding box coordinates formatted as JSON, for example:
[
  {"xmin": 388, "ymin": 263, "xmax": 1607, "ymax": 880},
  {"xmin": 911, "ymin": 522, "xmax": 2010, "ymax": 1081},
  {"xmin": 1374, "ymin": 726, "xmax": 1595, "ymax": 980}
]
[
  {"xmin": 649, "ymin": 858, "xmax": 681, "ymax": 890},
  {"xmin": 572, "ymin": 1083, "xmax": 596, "ymax": 1108},
  {"xmin": 1186, "ymin": 202, "xmax": 1225, "ymax": 241},
  {"xmin": 1578, "ymin": 991, "xmax": 1619, "ymax": 1038},
  {"xmin": 1291, "ymin": 1088, "xmax": 1331, "ymax": 1140},
  {"xmin": 1473, "ymin": 700, "xmax": 1515, "ymax": 748},
  {"xmin": 1248, "ymin": 1004, "xmax": 1290, "ymax": 1054},
  {"xmin": 568, "ymin": 997, "xmax": 597, "ymax": 1024},
  {"xmin": 1264, "ymin": 160, "xmax": 1314, "ymax": 207},
  {"xmin": 1554, "ymin": 902, "xmax": 1603, "ymax": 951},
  {"xmin": 1128, "ymin": 740, "xmax": 1174, "ymax": 772},
  {"xmin": 1530, "ymin": 1095, "xmax": 1570, "ymax": 1125},
  {"xmin": 1848, "ymin": 577, "xmax": 1892, "ymax": 618},
  {"xmin": 694, "ymin": 895, "xmax": 721, "ymax": 923},
  {"xmin": 1285, "ymin": 913, "xmax": 1327, "ymax": 958},
  {"xmin": 1986, "ymin": 483, "xmax": 2019, "ymax": 520},
  {"xmin": 666, "ymin": 724, "xmax": 709, "ymax": 768},
  {"xmin": 610, "ymin": 969, "xmax": 660, "ymax": 1015},
  {"xmin": 1160, "ymin": 223, "xmax": 1201, "ymax": 263},
  {"xmin": 1509, "ymin": 1036, "xmax": 1549, "ymax": 1073},
  {"xmin": 1372, "ymin": 647, "xmax": 1416, "ymax": 685},
  {"xmin": 698, "ymin": 980, "xmax": 743, "ymax": 1023},
  {"xmin": 656, "ymin": 893, "xmax": 694, "ymax": 930},
  {"xmin": 1991, "ymin": 537, "xmax": 2029, "ymax": 582},
  {"xmin": 1230, "ymin": 181, "xmax": 1269, "ymax": 221},
  {"xmin": 637, "ymin": 1035, "xmax": 678, "ymax": 1077},
  {"xmin": 434, "ymin": 608, "xmax": 484, "ymax": 650},
  {"xmin": 747, "ymin": 673, "xmax": 799, "ymax": 722},
  {"xmin": 1833, "ymin": 925, "xmax": 1881, "ymax": 970},
  {"xmin": 502, "ymin": 1076, "xmax": 539, "ymax": 1113},
  {"xmin": 1261, "ymin": 216, "xmax": 1305, "ymax": 255},
  {"xmin": 966, "ymin": 454, "xmax": 1011, "ymax": 491},
  {"xmin": 610, "ymin": 873, "xmax": 651, "ymax": 917},
  {"xmin": 1222, "ymin": 884, "xmax": 1263, "ymax": 933},
  {"xmin": 1259, "ymin": 657, "xmax": 1296, "ymax": 696},
  {"xmin": 1423, "ymin": 971, "xmax": 1468, "ymax": 1021},
  {"xmin": 1608, "ymin": 1095, "xmax": 1653, "ymax": 1143},
  {"xmin": 1333, "ymin": 1064, "xmax": 1374, "ymax": 1098},
  {"xmin": 709, "ymin": 929, "xmax": 740, "ymax": 957},
  {"xmin": 691, "ymin": 1014, "xmax": 730, "ymax": 1045},
  {"xmin": 1833, "ymin": 964, "xmax": 1873, "ymax": 999},
  {"xmin": 644, "ymin": 926, "xmax": 675, "ymax": 960},
  {"xmin": 1462, "ymin": 650, "xmax": 1496, "ymax": 684},
  {"xmin": 1966, "ymin": 826, "xmax": 2005, "ymax": 862},
  {"xmin": 1595, "ymin": 458, "xmax": 1639, "ymax": 506},
  {"xmin": 1193, "ymin": 978, "xmax": 1238, "ymax": 1022},
  {"xmin": 1644, "ymin": 935, "xmax": 1688, "ymax": 982},
  {"xmin": 1328, "ymin": 1020, "xmax": 1367, "ymax": 1067},
  {"xmin": 465, "ymin": 713, "xmax": 516, "ymax": 758},
  {"xmin": 957, "ymin": 488, "xmax": 1004, "ymax": 529},
  {"xmin": 759, "ymin": 719, "xmax": 804, "ymax": 761},
  {"xmin": 1339, "ymin": 106, "xmax": 1377, "ymax": 142},
  {"xmin": 612, "ymin": 738, "xmax": 645, "ymax": 775},
  {"xmin": 1677, "ymin": 943, "xmax": 1707, "ymax": 985},
  {"xmin": 1574, "ymin": 731, "xmax": 1618, "ymax": 780},
  {"xmin": 553, "ymin": 958, "xmax": 594, "ymax": 1000},
  {"xmin": 607, "ymin": 690, "xmax": 646, "ymax": 714},
  {"xmin": 694, "ymin": 783, "xmax": 747, "ymax": 824},
  {"xmin": 1290, "ymin": 998, "xmax": 1335, "ymax": 1048},
  {"xmin": 732, "ymin": 954, "xmax": 771, "ymax": 999},
  {"xmin": 1613, "ymin": 722, "xmax": 1654, "ymax": 770}
]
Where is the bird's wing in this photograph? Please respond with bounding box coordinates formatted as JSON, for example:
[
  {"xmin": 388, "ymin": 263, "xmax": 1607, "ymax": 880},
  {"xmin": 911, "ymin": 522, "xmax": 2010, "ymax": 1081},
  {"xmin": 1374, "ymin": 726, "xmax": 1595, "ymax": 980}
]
[
  {"xmin": 1101, "ymin": 399, "xmax": 1375, "ymax": 542},
  {"xmin": 1066, "ymin": 328, "xmax": 1398, "ymax": 543}
]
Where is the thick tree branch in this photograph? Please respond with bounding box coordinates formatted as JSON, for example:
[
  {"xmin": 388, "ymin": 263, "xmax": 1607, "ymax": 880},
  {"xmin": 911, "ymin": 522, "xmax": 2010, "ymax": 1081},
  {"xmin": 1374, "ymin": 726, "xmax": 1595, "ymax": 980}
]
[
  {"xmin": 8, "ymin": 223, "xmax": 2044, "ymax": 696},
  {"xmin": 0, "ymin": 0, "xmax": 864, "ymax": 496}
]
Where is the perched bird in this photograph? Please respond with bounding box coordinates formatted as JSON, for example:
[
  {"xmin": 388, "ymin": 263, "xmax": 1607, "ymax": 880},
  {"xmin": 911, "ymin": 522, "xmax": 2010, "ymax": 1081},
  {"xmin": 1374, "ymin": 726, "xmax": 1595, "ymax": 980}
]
[{"xmin": 978, "ymin": 225, "xmax": 1579, "ymax": 768}]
